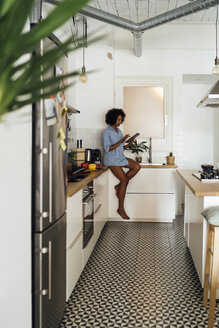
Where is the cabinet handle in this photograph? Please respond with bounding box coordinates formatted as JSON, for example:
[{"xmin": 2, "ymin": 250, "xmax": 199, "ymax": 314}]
[
  {"xmin": 94, "ymin": 204, "xmax": 102, "ymax": 214},
  {"xmin": 49, "ymin": 142, "xmax": 52, "ymax": 223},
  {"xmin": 68, "ymin": 230, "xmax": 83, "ymax": 249}
]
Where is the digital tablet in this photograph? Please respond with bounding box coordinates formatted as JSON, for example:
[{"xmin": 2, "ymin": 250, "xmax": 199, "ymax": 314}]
[{"xmin": 125, "ymin": 133, "xmax": 140, "ymax": 143}]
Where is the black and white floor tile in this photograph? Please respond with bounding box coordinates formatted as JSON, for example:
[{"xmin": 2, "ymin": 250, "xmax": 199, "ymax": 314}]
[{"xmin": 60, "ymin": 217, "xmax": 219, "ymax": 327}]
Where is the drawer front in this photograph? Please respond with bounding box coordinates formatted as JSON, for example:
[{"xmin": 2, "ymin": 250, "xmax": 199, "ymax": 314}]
[
  {"xmin": 66, "ymin": 233, "xmax": 82, "ymax": 301},
  {"xmin": 109, "ymin": 193, "xmax": 175, "ymax": 221},
  {"xmin": 94, "ymin": 172, "xmax": 108, "ymax": 233},
  {"xmin": 126, "ymin": 169, "xmax": 176, "ymax": 193},
  {"xmin": 125, "ymin": 194, "xmax": 175, "ymax": 220},
  {"xmin": 66, "ymin": 189, "xmax": 82, "ymax": 249}
]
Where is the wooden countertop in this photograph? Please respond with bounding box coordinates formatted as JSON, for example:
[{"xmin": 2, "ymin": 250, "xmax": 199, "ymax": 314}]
[
  {"xmin": 67, "ymin": 164, "xmax": 177, "ymax": 197},
  {"xmin": 177, "ymin": 169, "xmax": 219, "ymax": 197},
  {"xmin": 140, "ymin": 164, "xmax": 178, "ymax": 168},
  {"xmin": 67, "ymin": 167, "xmax": 108, "ymax": 197}
]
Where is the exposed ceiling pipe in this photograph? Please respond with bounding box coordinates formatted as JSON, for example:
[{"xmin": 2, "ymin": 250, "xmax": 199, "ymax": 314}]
[
  {"xmin": 137, "ymin": 0, "xmax": 219, "ymax": 32},
  {"xmin": 44, "ymin": 0, "xmax": 219, "ymax": 56},
  {"xmin": 80, "ymin": 5, "xmax": 137, "ymax": 32},
  {"xmin": 133, "ymin": 32, "xmax": 142, "ymax": 58},
  {"xmin": 79, "ymin": 0, "xmax": 219, "ymax": 57},
  {"xmin": 30, "ymin": 0, "xmax": 42, "ymax": 24}
]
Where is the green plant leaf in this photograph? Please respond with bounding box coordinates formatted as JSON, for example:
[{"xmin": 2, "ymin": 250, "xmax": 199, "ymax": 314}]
[
  {"xmin": 0, "ymin": 0, "xmax": 105, "ymax": 117},
  {"xmin": 126, "ymin": 140, "xmax": 149, "ymax": 155}
]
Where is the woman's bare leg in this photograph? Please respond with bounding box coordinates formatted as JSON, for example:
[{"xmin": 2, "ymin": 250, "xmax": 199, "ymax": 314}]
[
  {"xmin": 115, "ymin": 158, "xmax": 141, "ymax": 195},
  {"xmin": 109, "ymin": 166, "xmax": 130, "ymax": 220},
  {"xmin": 125, "ymin": 158, "xmax": 141, "ymax": 180}
]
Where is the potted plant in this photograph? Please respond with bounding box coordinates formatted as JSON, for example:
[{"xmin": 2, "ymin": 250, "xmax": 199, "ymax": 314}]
[
  {"xmin": 126, "ymin": 140, "xmax": 149, "ymax": 163},
  {"xmin": 166, "ymin": 152, "xmax": 175, "ymax": 165}
]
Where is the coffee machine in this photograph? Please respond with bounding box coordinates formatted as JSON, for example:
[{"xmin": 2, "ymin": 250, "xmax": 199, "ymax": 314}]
[
  {"xmin": 85, "ymin": 149, "xmax": 101, "ymax": 163},
  {"xmin": 92, "ymin": 149, "xmax": 101, "ymax": 164}
]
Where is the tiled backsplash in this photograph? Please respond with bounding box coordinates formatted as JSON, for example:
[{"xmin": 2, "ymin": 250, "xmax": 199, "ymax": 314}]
[
  {"xmin": 67, "ymin": 127, "xmax": 104, "ymax": 158},
  {"xmin": 67, "ymin": 125, "xmax": 183, "ymax": 166}
]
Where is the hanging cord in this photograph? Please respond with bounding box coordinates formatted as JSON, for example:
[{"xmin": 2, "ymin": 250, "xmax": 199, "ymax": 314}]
[
  {"xmin": 85, "ymin": 18, "xmax": 88, "ymax": 48},
  {"xmin": 216, "ymin": 5, "xmax": 218, "ymax": 59},
  {"xmin": 40, "ymin": 0, "xmax": 42, "ymax": 20},
  {"xmin": 82, "ymin": 17, "xmax": 85, "ymax": 67}
]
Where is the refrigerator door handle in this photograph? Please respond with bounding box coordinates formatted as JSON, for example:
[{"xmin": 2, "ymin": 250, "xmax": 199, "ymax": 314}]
[
  {"xmin": 48, "ymin": 241, "xmax": 52, "ymax": 300},
  {"xmin": 37, "ymin": 289, "xmax": 48, "ymax": 296},
  {"xmin": 35, "ymin": 241, "xmax": 52, "ymax": 299},
  {"xmin": 49, "ymin": 142, "xmax": 52, "ymax": 223}
]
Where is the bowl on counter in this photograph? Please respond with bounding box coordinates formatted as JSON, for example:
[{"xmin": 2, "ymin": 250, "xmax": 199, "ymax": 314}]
[{"xmin": 201, "ymin": 165, "xmax": 214, "ymax": 171}]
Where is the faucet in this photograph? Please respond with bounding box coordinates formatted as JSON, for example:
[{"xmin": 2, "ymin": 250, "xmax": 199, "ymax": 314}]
[{"xmin": 148, "ymin": 137, "xmax": 152, "ymax": 164}]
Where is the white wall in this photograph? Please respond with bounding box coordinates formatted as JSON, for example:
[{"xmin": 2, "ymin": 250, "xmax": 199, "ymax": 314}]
[
  {"xmin": 0, "ymin": 107, "xmax": 32, "ymax": 328},
  {"xmin": 182, "ymin": 84, "xmax": 214, "ymax": 169},
  {"xmin": 74, "ymin": 26, "xmax": 114, "ymax": 129},
  {"xmin": 214, "ymin": 109, "xmax": 219, "ymax": 165},
  {"xmin": 68, "ymin": 19, "xmax": 218, "ymax": 213},
  {"xmin": 71, "ymin": 20, "xmax": 217, "ymax": 167}
]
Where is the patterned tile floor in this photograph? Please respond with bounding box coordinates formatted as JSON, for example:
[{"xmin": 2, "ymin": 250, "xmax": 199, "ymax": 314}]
[{"xmin": 60, "ymin": 216, "xmax": 219, "ymax": 327}]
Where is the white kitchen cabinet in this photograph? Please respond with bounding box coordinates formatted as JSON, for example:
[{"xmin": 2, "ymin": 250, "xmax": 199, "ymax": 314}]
[
  {"xmin": 66, "ymin": 189, "xmax": 83, "ymax": 300},
  {"xmin": 93, "ymin": 171, "xmax": 108, "ymax": 239},
  {"xmin": 184, "ymin": 185, "xmax": 219, "ymax": 287},
  {"xmin": 66, "ymin": 189, "xmax": 83, "ymax": 248},
  {"xmin": 82, "ymin": 236, "xmax": 95, "ymax": 269},
  {"xmin": 127, "ymin": 168, "xmax": 175, "ymax": 193},
  {"xmin": 108, "ymin": 168, "xmax": 176, "ymax": 222},
  {"xmin": 125, "ymin": 193, "xmax": 175, "ymax": 220},
  {"xmin": 66, "ymin": 233, "xmax": 83, "ymax": 300}
]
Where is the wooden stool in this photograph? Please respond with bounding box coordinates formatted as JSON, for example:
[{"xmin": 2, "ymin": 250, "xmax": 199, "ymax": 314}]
[{"xmin": 202, "ymin": 206, "xmax": 219, "ymax": 328}]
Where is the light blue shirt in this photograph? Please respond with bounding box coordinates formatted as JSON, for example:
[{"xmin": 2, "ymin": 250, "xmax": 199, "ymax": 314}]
[{"xmin": 102, "ymin": 125, "xmax": 128, "ymax": 166}]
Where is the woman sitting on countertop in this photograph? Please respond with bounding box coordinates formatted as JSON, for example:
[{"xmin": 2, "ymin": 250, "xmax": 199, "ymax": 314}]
[{"xmin": 102, "ymin": 108, "xmax": 141, "ymax": 220}]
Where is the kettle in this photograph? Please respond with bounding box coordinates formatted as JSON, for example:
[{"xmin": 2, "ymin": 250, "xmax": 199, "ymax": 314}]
[{"xmin": 85, "ymin": 149, "xmax": 93, "ymax": 163}]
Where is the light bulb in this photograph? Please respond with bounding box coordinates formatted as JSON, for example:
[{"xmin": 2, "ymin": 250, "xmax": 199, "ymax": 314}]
[
  {"xmin": 79, "ymin": 66, "xmax": 88, "ymax": 83},
  {"xmin": 212, "ymin": 57, "xmax": 219, "ymax": 75}
]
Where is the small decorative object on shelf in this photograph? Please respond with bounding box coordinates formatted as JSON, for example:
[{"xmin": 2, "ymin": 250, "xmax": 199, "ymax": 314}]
[
  {"xmin": 126, "ymin": 140, "xmax": 149, "ymax": 163},
  {"xmin": 166, "ymin": 152, "xmax": 175, "ymax": 165}
]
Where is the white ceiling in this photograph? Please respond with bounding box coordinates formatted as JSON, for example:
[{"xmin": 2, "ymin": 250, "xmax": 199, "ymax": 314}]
[{"xmin": 89, "ymin": 0, "xmax": 217, "ymax": 23}]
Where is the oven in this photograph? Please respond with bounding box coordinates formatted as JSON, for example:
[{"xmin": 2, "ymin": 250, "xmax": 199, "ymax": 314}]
[{"xmin": 82, "ymin": 180, "xmax": 94, "ymax": 248}]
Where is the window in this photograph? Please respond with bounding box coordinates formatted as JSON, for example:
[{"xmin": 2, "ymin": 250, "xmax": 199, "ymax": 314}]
[
  {"xmin": 115, "ymin": 76, "xmax": 172, "ymax": 151},
  {"xmin": 123, "ymin": 86, "xmax": 165, "ymax": 138}
]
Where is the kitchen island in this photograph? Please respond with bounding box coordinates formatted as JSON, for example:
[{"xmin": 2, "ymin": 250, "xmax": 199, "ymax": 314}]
[
  {"xmin": 109, "ymin": 164, "xmax": 178, "ymax": 222},
  {"xmin": 177, "ymin": 169, "xmax": 219, "ymax": 289}
]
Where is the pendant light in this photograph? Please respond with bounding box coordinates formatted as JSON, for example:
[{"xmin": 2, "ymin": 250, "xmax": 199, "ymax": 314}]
[
  {"xmin": 79, "ymin": 17, "xmax": 88, "ymax": 83},
  {"xmin": 212, "ymin": 5, "xmax": 219, "ymax": 75}
]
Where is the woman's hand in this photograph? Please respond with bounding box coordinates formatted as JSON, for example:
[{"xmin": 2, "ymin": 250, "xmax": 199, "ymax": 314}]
[
  {"xmin": 109, "ymin": 134, "xmax": 130, "ymax": 151},
  {"xmin": 123, "ymin": 135, "xmax": 136, "ymax": 149},
  {"xmin": 122, "ymin": 134, "xmax": 130, "ymax": 142},
  {"xmin": 128, "ymin": 137, "xmax": 135, "ymax": 145}
]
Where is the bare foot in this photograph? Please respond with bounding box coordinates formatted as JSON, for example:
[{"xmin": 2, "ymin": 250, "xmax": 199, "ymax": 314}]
[
  {"xmin": 117, "ymin": 209, "xmax": 130, "ymax": 220},
  {"xmin": 114, "ymin": 184, "xmax": 120, "ymax": 199}
]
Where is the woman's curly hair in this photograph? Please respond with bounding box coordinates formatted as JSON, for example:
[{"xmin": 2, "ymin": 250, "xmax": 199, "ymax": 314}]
[{"xmin": 105, "ymin": 108, "xmax": 126, "ymax": 125}]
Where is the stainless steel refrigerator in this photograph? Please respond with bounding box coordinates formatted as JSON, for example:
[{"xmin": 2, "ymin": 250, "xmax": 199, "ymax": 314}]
[{"xmin": 32, "ymin": 35, "xmax": 67, "ymax": 328}]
